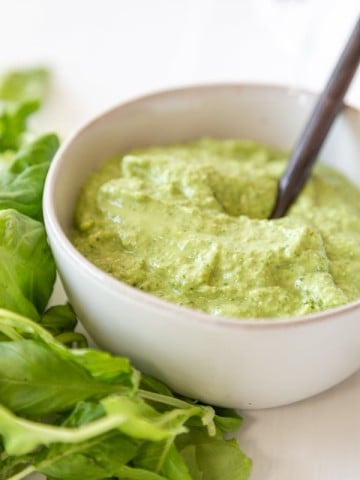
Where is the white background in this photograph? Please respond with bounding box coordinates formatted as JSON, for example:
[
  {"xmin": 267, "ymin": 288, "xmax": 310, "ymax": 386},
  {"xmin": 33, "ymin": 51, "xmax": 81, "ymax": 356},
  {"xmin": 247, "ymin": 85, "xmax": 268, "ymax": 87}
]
[{"xmin": 1, "ymin": 1, "xmax": 360, "ymax": 479}]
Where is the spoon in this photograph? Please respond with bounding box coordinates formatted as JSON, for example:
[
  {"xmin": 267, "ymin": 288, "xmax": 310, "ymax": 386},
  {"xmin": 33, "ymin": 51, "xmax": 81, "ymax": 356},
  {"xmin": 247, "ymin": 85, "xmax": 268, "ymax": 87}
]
[{"xmin": 271, "ymin": 16, "xmax": 360, "ymax": 219}]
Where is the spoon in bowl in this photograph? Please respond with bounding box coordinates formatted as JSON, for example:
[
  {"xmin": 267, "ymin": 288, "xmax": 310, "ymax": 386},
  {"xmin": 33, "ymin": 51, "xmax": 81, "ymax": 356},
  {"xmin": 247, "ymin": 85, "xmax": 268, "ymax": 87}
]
[{"xmin": 271, "ymin": 16, "xmax": 360, "ymax": 219}]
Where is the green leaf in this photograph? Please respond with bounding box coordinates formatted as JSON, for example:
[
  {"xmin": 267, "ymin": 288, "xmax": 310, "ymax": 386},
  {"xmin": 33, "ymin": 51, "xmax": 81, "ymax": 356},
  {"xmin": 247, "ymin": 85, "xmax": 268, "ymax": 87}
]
[
  {"xmin": 0, "ymin": 68, "xmax": 49, "ymax": 151},
  {"xmin": 40, "ymin": 304, "xmax": 88, "ymax": 348},
  {"xmin": 214, "ymin": 408, "xmax": 243, "ymax": 433},
  {"xmin": 40, "ymin": 304, "xmax": 78, "ymax": 336},
  {"xmin": 176, "ymin": 429, "xmax": 252, "ymax": 480},
  {"xmin": 134, "ymin": 441, "xmax": 193, "ymax": 480},
  {"xmin": 70, "ymin": 348, "xmax": 139, "ymax": 391},
  {"xmin": 0, "ymin": 133, "xmax": 59, "ymax": 220},
  {"xmin": 0, "ymin": 68, "xmax": 49, "ymax": 104},
  {"xmin": 140, "ymin": 374, "xmax": 175, "ymax": 397},
  {"xmin": 38, "ymin": 431, "xmax": 138, "ymax": 480},
  {"xmin": 0, "ymin": 311, "xmax": 139, "ymax": 399},
  {"xmin": 0, "ymin": 339, "xmax": 132, "ymax": 417},
  {"xmin": 0, "ymin": 100, "xmax": 39, "ymax": 151},
  {"xmin": 0, "ymin": 209, "xmax": 56, "ymax": 319},
  {"xmin": 0, "ymin": 70, "xmax": 58, "ymax": 223},
  {"xmin": 112, "ymin": 465, "xmax": 169, "ymax": 480}
]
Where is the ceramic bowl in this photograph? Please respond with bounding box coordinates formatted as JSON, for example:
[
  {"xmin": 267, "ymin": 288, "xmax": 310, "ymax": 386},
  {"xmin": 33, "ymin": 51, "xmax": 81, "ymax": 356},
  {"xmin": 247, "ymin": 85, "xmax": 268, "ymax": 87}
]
[{"xmin": 43, "ymin": 84, "xmax": 360, "ymax": 409}]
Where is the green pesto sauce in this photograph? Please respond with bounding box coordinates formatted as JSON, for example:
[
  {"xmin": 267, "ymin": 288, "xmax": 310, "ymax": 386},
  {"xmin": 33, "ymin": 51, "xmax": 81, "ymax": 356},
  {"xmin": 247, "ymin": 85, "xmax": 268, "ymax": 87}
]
[{"xmin": 72, "ymin": 139, "xmax": 360, "ymax": 318}]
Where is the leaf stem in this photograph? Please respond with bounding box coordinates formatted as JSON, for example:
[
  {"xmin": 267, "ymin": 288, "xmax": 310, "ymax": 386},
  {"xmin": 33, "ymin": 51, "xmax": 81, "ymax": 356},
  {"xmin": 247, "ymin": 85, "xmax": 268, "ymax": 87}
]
[
  {"xmin": 138, "ymin": 390, "xmax": 192, "ymax": 409},
  {"xmin": 156, "ymin": 436, "xmax": 174, "ymax": 473},
  {"xmin": 7, "ymin": 465, "xmax": 36, "ymax": 480}
]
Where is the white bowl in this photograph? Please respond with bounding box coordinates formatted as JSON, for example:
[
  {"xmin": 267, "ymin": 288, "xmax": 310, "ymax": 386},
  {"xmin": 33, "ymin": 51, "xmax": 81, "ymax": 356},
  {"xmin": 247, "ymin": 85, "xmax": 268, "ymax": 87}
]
[{"xmin": 43, "ymin": 84, "xmax": 360, "ymax": 409}]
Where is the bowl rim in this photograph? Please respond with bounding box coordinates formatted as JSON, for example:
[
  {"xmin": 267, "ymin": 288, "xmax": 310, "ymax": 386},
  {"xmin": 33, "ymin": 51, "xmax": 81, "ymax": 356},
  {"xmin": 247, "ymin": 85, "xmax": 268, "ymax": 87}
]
[{"xmin": 43, "ymin": 82, "xmax": 360, "ymax": 331}]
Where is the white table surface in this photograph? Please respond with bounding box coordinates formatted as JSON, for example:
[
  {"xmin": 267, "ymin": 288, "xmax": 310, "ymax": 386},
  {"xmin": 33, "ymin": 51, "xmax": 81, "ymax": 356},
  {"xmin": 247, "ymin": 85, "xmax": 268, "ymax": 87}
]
[{"xmin": 1, "ymin": 1, "xmax": 360, "ymax": 479}]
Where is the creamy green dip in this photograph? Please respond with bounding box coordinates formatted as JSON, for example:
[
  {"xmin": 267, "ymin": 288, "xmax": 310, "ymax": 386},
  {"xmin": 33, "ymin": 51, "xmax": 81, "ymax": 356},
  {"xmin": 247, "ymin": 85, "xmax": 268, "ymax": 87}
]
[{"xmin": 72, "ymin": 139, "xmax": 360, "ymax": 318}]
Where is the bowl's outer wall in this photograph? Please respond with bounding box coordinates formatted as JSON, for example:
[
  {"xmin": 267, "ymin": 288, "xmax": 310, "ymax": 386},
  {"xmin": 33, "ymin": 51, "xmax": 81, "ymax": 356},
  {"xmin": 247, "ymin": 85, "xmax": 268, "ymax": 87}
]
[{"xmin": 44, "ymin": 85, "xmax": 360, "ymax": 408}]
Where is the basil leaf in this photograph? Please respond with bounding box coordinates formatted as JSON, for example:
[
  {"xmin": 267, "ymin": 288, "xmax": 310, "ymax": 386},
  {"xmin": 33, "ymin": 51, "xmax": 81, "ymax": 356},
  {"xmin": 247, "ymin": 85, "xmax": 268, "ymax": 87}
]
[
  {"xmin": 214, "ymin": 408, "xmax": 243, "ymax": 433},
  {"xmin": 0, "ymin": 339, "xmax": 133, "ymax": 417},
  {"xmin": 40, "ymin": 304, "xmax": 78, "ymax": 336},
  {"xmin": 140, "ymin": 374, "xmax": 175, "ymax": 397},
  {"xmin": 71, "ymin": 348, "xmax": 139, "ymax": 391},
  {"xmin": 0, "ymin": 68, "xmax": 49, "ymax": 151},
  {"xmin": 0, "ymin": 133, "xmax": 59, "ymax": 221},
  {"xmin": 134, "ymin": 441, "xmax": 193, "ymax": 480},
  {"xmin": 40, "ymin": 304, "xmax": 88, "ymax": 348},
  {"xmin": 0, "ymin": 68, "xmax": 48, "ymax": 104},
  {"xmin": 0, "ymin": 100, "xmax": 39, "ymax": 151},
  {"xmin": 177, "ymin": 429, "xmax": 252, "ymax": 480},
  {"xmin": 111, "ymin": 465, "xmax": 169, "ymax": 480},
  {"xmin": 0, "ymin": 210, "xmax": 56, "ymax": 319},
  {"xmin": 38, "ymin": 432, "xmax": 138, "ymax": 480}
]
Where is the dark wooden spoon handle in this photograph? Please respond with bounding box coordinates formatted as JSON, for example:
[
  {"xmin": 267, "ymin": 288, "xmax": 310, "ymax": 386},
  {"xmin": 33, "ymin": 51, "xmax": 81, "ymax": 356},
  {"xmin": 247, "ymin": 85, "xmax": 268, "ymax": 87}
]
[{"xmin": 271, "ymin": 16, "xmax": 360, "ymax": 219}]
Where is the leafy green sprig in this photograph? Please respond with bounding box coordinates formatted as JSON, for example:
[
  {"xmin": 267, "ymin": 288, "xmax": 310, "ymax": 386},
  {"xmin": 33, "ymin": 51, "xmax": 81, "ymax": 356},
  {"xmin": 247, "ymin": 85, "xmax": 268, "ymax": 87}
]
[{"xmin": 0, "ymin": 310, "xmax": 251, "ymax": 480}]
